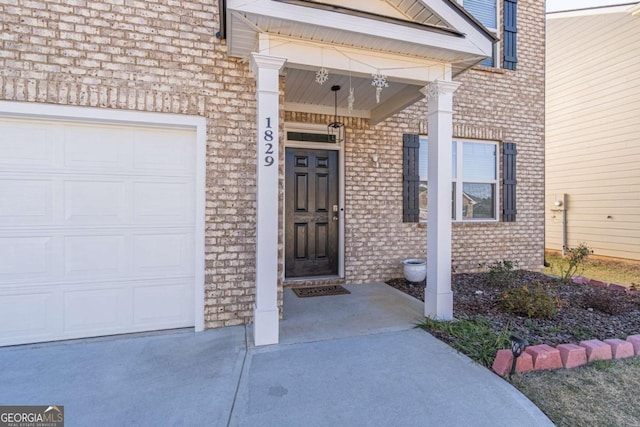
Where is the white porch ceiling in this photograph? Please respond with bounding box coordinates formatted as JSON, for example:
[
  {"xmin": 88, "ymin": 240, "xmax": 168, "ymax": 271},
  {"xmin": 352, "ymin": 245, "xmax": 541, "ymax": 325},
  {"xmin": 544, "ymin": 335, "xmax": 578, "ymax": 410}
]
[
  {"xmin": 284, "ymin": 69, "xmax": 421, "ymax": 120},
  {"xmin": 224, "ymin": 0, "xmax": 495, "ymax": 123}
]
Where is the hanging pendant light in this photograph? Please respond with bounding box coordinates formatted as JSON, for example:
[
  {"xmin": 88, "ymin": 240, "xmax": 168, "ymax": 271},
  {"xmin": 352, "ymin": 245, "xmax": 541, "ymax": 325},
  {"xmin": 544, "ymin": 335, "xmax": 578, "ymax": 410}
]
[{"xmin": 327, "ymin": 85, "xmax": 345, "ymax": 143}]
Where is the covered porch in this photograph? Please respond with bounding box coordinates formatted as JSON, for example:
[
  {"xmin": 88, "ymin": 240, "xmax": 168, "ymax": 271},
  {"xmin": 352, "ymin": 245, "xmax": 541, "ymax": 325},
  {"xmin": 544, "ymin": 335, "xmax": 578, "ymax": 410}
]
[{"xmin": 220, "ymin": 0, "xmax": 496, "ymax": 345}]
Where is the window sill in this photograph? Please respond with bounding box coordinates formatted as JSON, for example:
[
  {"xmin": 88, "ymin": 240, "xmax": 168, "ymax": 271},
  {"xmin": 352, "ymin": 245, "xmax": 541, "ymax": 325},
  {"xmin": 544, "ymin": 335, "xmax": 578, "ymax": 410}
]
[
  {"xmin": 471, "ymin": 65, "xmax": 508, "ymax": 74},
  {"xmin": 417, "ymin": 220, "xmax": 500, "ymax": 228},
  {"xmin": 453, "ymin": 221, "xmax": 500, "ymax": 228}
]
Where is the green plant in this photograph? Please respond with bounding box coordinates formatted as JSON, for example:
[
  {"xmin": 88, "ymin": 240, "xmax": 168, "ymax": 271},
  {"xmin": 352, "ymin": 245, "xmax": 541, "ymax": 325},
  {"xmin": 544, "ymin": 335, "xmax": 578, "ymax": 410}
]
[
  {"xmin": 557, "ymin": 243, "xmax": 593, "ymax": 283},
  {"xmin": 479, "ymin": 259, "xmax": 519, "ymax": 287},
  {"xmin": 570, "ymin": 326, "xmax": 593, "ymax": 342},
  {"xmin": 417, "ymin": 316, "xmax": 511, "ymax": 367},
  {"xmin": 499, "ymin": 283, "xmax": 562, "ymax": 319}
]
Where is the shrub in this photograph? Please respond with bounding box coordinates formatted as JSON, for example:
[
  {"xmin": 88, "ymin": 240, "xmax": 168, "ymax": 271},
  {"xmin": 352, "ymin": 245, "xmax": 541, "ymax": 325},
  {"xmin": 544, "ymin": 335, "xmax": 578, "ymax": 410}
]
[
  {"xmin": 499, "ymin": 283, "xmax": 562, "ymax": 319},
  {"xmin": 479, "ymin": 259, "xmax": 519, "ymax": 287},
  {"xmin": 557, "ymin": 243, "xmax": 593, "ymax": 284}
]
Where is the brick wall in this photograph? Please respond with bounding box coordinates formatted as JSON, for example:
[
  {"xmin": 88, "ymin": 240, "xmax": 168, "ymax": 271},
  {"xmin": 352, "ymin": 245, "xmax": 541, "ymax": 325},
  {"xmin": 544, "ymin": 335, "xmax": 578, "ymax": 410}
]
[
  {"xmin": 0, "ymin": 0, "xmax": 544, "ymax": 327},
  {"xmin": 285, "ymin": 0, "xmax": 545, "ymax": 282},
  {"xmin": 0, "ymin": 0, "xmax": 259, "ymax": 328}
]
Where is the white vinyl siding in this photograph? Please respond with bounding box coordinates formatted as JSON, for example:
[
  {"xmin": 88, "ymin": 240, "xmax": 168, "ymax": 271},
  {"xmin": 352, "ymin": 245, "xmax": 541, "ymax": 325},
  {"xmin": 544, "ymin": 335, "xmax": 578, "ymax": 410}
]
[{"xmin": 545, "ymin": 9, "xmax": 640, "ymax": 260}]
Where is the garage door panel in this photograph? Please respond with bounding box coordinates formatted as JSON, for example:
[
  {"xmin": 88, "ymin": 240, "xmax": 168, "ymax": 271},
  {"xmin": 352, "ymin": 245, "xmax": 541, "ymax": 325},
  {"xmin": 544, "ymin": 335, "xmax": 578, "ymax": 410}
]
[
  {"xmin": 64, "ymin": 235, "xmax": 127, "ymax": 278},
  {"xmin": 0, "ymin": 292, "xmax": 53, "ymax": 336},
  {"xmin": 133, "ymin": 182, "xmax": 191, "ymax": 222},
  {"xmin": 0, "ymin": 115, "xmax": 198, "ymax": 346},
  {"xmin": 64, "ymin": 180, "xmax": 127, "ymax": 224},
  {"xmin": 0, "ymin": 121, "xmax": 56, "ymax": 167},
  {"xmin": 0, "ymin": 179, "xmax": 52, "ymax": 225},
  {"xmin": 133, "ymin": 282, "xmax": 193, "ymax": 325},
  {"xmin": 63, "ymin": 287, "xmax": 129, "ymax": 332},
  {"xmin": 63, "ymin": 126, "xmax": 133, "ymax": 171},
  {"xmin": 133, "ymin": 233, "xmax": 191, "ymax": 275},
  {"xmin": 134, "ymin": 129, "xmax": 194, "ymax": 173},
  {"xmin": 0, "ymin": 236, "xmax": 53, "ymax": 277}
]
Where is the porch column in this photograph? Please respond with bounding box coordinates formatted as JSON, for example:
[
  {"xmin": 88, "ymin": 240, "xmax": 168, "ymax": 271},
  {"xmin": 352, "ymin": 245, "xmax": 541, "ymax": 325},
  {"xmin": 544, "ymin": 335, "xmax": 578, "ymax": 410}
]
[
  {"xmin": 250, "ymin": 53, "xmax": 286, "ymax": 346},
  {"xmin": 420, "ymin": 80, "xmax": 461, "ymax": 320}
]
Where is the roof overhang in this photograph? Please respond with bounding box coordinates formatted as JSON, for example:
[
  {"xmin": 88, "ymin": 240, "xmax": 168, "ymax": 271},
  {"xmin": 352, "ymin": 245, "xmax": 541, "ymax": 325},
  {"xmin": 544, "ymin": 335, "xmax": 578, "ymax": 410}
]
[{"xmin": 223, "ymin": 0, "xmax": 496, "ymax": 123}]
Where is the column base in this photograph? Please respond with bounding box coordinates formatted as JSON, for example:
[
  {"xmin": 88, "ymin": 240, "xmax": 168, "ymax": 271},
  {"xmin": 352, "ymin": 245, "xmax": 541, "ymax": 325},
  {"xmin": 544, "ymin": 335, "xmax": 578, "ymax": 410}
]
[
  {"xmin": 425, "ymin": 289, "xmax": 453, "ymax": 320},
  {"xmin": 254, "ymin": 305, "xmax": 279, "ymax": 346}
]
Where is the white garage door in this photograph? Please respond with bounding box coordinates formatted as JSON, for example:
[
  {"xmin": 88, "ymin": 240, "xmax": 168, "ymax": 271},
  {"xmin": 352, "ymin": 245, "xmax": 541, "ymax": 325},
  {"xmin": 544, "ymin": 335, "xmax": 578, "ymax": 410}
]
[{"xmin": 0, "ymin": 116, "xmax": 197, "ymax": 346}]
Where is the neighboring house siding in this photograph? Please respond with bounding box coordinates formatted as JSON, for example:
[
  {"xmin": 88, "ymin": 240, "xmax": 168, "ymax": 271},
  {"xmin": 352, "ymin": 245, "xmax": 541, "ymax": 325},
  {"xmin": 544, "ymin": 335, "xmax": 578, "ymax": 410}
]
[
  {"xmin": 0, "ymin": 0, "xmax": 544, "ymax": 329},
  {"xmin": 546, "ymin": 9, "xmax": 640, "ymax": 260}
]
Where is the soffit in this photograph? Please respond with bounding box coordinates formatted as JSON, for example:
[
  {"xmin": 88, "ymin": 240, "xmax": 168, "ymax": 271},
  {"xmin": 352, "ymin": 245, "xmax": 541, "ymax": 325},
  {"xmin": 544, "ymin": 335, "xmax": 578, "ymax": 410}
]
[{"xmin": 225, "ymin": 0, "xmax": 494, "ymax": 122}]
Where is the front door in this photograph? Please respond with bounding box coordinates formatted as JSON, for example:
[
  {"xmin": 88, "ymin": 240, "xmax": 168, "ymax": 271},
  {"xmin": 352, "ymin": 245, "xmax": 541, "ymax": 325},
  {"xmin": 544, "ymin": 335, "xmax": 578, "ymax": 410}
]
[{"xmin": 285, "ymin": 148, "xmax": 339, "ymax": 278}]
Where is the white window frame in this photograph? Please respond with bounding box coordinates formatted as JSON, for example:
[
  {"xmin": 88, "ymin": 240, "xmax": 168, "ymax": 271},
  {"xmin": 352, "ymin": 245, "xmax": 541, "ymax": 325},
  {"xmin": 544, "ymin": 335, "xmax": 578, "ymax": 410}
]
[
  {"xmin": 457, "ymin": 0, "xmax": 501, "ymax": 69},
  {"xmin": 419, "ymin": 137, "xmax": 499, "ymax": 223}
]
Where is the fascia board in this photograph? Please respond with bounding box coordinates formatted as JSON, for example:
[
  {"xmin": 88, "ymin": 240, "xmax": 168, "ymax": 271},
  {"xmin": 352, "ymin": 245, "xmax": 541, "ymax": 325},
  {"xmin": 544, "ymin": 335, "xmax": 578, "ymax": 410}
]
[
  {"xmin": 227, "ymin": 0, "xmax": 488, "ymax": 57},
  {"xmin": 262, "ymin": 34, "xmax": 448, "ymax": 85}
]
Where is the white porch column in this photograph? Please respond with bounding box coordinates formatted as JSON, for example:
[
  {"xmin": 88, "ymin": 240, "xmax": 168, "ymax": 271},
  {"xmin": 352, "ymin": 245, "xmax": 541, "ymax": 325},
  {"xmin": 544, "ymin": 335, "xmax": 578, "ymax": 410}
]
[
  {"xmin": 420, "ymin": 80, "xmax": 461, "ymax": 320},
  {"xmin": 250, "ymin": 53, "xmax": 286, "ymax": 346}
]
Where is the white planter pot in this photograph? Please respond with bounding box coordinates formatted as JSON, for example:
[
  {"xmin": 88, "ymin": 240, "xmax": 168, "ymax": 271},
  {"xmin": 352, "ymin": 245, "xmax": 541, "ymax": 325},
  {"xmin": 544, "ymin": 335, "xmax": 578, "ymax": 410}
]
[{"xmin": 403, "ymin": 258, "xmax": 427, "ymax": 283}]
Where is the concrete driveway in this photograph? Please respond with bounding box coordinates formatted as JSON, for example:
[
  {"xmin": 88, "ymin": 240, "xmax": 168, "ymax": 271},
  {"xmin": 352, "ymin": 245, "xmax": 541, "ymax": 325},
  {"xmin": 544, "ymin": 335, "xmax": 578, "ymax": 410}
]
[{"xmin": 0, "ymin": 284, "xmax": 553, "ymax": 427}]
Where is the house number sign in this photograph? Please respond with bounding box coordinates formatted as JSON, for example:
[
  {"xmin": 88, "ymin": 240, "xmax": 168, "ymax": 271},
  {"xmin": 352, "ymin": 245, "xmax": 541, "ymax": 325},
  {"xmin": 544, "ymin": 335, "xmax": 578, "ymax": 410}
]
[{"xmin": 263, "ymin": 117, "xmax": 274, "ymax": 167}]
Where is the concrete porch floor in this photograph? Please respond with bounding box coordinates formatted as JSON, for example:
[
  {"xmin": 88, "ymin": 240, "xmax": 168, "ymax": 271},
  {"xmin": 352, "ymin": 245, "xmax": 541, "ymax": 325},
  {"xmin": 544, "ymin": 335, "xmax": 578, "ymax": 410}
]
[
  {"xmin": 0, "ymin": 283, "xmax": 553, "ymax": 426},
  {"xmin": 276, "ymin": 282, "xmax": 425, "ymax": 345}
]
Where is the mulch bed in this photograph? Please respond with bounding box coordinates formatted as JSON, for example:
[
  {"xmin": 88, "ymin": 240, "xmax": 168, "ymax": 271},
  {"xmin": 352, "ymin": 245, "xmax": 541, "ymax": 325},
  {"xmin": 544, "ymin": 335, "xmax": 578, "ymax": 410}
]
[{"xmin": 386, "ymin": 271, "xmax": 640, "ymax": 346}]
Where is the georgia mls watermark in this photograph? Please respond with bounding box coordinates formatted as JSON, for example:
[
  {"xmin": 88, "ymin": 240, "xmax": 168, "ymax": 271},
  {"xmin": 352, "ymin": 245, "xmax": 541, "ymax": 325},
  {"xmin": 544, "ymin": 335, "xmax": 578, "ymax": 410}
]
[{"xmin": 0, "ymin": 406, "xmax": 64, "ymax": 427}]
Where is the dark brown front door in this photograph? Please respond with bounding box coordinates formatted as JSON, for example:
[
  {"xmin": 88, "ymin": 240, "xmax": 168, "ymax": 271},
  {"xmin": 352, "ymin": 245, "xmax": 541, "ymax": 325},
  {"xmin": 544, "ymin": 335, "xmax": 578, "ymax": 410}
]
[{"xmin": 285, "ymin": 148, "xmax": 339, "ymax": 278}]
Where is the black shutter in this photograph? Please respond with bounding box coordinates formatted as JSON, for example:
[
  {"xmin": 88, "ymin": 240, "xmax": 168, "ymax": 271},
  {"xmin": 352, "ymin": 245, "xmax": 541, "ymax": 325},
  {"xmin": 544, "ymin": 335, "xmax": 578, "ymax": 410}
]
[
  {"xmin": 503, "ymin": 0, "xmax": 517, "ymax": 70},
  {"xmin": 403, "ymin": 134, "xmax": 420, "ymax": 223},
  {"xmin": 502, "ymin": 142, "xmax": 517, "ymax": 222}
]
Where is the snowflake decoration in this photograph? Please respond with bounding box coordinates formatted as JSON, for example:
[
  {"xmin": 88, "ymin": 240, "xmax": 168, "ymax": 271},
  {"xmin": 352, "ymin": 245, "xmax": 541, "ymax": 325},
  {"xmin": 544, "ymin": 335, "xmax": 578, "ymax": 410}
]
[
  {"xmin": 371, "ymin": 72, "xmax": 389, "ymax": 103},
  {"xmin": 347, "ymin": 87, "xmax": 355, "ymax": 113},
  {"xmin": 315, "ymin": 67, "xmax": 329, "ymax": 85}
]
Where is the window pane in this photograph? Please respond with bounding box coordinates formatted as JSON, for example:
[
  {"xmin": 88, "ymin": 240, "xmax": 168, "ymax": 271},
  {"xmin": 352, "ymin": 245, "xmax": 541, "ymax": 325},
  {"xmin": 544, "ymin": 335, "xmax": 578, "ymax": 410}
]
[
  {"xmin": 478, "ymin": 56, "xmax": 494, "ymax": 67},
  {"xmin": 452, "ymin": 141, "xmax": 457, "ymax": 179},
  {"xmin": 463, "ymin": 142, "xmax": 496, "ymax": 181},
  {"xmin": 418, "ymin": 138, "xmax": 456, "ymax": 180},
  {"xmin": 452, "ymin": 184, "xmax": 456, "ymax": 220},
  {"xmin": 418, "ymin": 182, "xmax": 456, "ymax": 221},
  {"xmin": 419, "ymin": 181, "xmax": 428, "ymax": 221},
  {"xmin": 464, "ymin": 0, "xmax": 497, "ymax": 28},
  {"xmin": 462, "ymin": 183, "xmax": 495, "ymax": 219},
  {"xmin": 419, "ymin": 138, "xmax": 428, "ymax": 180}
]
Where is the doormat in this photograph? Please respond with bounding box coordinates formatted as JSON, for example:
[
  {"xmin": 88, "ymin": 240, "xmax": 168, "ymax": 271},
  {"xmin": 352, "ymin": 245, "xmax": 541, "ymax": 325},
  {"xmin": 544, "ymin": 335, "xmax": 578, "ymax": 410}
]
[{"xmin": 292, "ymin": 285, "xmax": 351, "ymax": 298}]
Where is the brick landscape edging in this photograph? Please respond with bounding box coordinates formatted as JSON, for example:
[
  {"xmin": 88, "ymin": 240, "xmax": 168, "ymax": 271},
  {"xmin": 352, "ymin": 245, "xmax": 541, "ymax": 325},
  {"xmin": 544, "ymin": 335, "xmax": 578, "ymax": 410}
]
[
  {"xmin": 493, "ymin": 335, "xmax": 640, "ymax": 376},
  {"xmin": 571, "ymin": 275, "xmax": 638, "ymax": 294},
  {"xmin": 493, "ymin": 277, "xmax": 639, "ymax": 376}
]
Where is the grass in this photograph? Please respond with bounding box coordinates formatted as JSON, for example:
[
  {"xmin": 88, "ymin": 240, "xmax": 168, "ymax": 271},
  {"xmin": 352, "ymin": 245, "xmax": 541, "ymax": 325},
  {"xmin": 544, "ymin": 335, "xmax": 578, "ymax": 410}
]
[
  {"xmin": 511, "ymin": 358, "xmax": 640, "ymax": 427},
  {"xmin": 420, "ymin": 314, "xmax": 640, "ymax": 426},
  {"xmin": 417, "ymin": 316, "xmax": 510, "ymax": 368},
  {"xmin": 545, "ymin": 250, "xmax": 640, "ymax": 287},
  {"xmin": 418, "ymin": 255, "xmax": 640, "ymax": 426}
]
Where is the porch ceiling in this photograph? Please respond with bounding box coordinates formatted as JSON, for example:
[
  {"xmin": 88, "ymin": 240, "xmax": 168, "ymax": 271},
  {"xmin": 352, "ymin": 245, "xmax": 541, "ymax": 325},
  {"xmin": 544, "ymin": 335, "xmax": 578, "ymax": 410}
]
[
  {"xmin": 284, "ymin": 69, "xmax": 422, "ymax": 121},
  {"xmin": 224, "ymin": 0, "xmax": 494, "ymax": 123}
]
